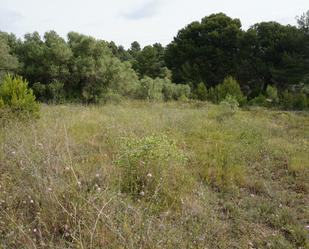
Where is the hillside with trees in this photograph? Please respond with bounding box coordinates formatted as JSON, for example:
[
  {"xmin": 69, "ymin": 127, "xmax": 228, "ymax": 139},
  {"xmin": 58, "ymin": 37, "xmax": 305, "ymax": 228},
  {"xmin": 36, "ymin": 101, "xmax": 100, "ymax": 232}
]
[{"xmin": 0, "ymin": 11, "xmax": 309, "ymax": 109}]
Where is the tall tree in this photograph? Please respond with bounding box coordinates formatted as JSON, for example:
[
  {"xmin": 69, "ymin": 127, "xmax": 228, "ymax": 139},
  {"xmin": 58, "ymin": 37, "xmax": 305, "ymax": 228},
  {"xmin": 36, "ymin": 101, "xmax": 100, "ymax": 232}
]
[
  {"xmin": 43, "ymin": 31, "xmax": 72, "ymax": 83},
  {"xmin": 15, "ymin": 32, "xmax": 45, "ymax": 84},
  {"xmin": 133, "ymin": 44, "xmax": 167, "ymax": 78},
  {"xmin": 297, "ymin": 10, "xmax": 309, "ymax": 34},
  {"xmin": 67, "ymin": 32, "xmax": 138, "ymax": 102},
  {"xmin": 165, "ymin": 13, "xmax": 243, "ymax": 87},
  {"xmin": 0, "ymin": 34, "xmax": 19, "ymax": 79},
  {"xmin": 243, "ymin": 22, "xmax": 309, "ymax": 94}
]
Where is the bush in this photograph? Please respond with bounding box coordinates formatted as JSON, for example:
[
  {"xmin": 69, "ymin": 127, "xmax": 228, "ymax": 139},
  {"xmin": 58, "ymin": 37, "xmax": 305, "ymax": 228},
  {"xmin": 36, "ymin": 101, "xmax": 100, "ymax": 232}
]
[
  {"xmin": 32, "ymin": 82, "xmax": 47, "ymax": 102},
  {"xmin": 100, "ymin": 90, "xmax": 123, "ymax": 104},
  {"xmin": 280, "ymin": 90, "xmax": 308, "ymax": 110},
  {"xmin": 32, "ymin": 81, "xmax": 65, "ymax": 103},
  {"xmin": 249, "ymin": 94, "xmax": 268, "ymax": 106},
  {"xmin": 162, "ymin": 81, "xmax": 175, "ymax": 101},
  {"xmin": 215, "ymin": 76, "xmax": 246, "ymax": 105},
  {"xmin": 162, "ymin": 80, "xmax": 191, "ymax": 101},
  {"xmin": 116, "ymin": 134, "xmax": 192, "ymax": 210},
  {"xmin": 220, "ymin": 95, "xmax": 239, "ymax": 110},
  {"xmin": 249, "ymin": 85, "xmax": 279, "ymax": 107},
  {"xmin": 196, "ymin": 82, "xmax": 207, "ymax": 101},
  {"xmin": 207, "ymin": 76, "xmax": 246, "ymax": 105},
  {"xmin": 174, "ymin": 84, "xmax": 191, "ymax": 100},
  {"xmin": 47, "ymin": 80, "xmax": 65, "ymax": 103},
  {"xmin": 137, "ymin": 77, "xmax": 164, "ymax": 101},
  {"xmin": 0, "ymin": 74, "xmax": 40, "ymax": 117},
  {"xmin": 293, "ymin": 92, "xmax": 308, "ymax": 110},
  {"xmin": 266, "ymin": 85, "xmax": 279, "ymax": 104}
]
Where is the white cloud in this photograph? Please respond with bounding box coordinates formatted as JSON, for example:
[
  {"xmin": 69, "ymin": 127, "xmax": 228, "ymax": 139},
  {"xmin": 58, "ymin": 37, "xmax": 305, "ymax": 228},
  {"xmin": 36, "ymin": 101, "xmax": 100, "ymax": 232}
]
[{"xmin": 122, "ymin": 0, "xmax": 160, "ymax": 20}]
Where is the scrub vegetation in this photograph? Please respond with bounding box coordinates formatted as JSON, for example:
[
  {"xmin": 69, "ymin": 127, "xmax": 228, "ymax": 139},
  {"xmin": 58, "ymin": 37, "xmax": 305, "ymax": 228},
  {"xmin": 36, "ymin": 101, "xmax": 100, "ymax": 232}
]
[{"xmin": 0, "ymin": 102, "xmax": 308, "ymax": 248}]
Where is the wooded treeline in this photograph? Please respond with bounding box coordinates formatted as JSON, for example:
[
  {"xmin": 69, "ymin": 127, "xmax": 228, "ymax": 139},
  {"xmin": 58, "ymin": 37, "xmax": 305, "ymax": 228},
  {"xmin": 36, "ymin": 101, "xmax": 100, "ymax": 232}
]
[{"xmin": 0, "ymin": 12, "xmax": 309, "ymax": 108}]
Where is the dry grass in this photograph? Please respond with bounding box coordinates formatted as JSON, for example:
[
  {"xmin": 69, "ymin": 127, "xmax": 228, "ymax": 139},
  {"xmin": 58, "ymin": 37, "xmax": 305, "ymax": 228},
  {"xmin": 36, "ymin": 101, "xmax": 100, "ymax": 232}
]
[{"xmin": 0, "ymin": 101, "xmax": 308, "ymax": 248}]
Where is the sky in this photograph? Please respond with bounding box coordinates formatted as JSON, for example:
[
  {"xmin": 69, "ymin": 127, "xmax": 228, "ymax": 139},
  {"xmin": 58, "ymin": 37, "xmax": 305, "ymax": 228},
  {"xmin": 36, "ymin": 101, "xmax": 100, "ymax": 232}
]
[{"xmin": 0, "ymin": 0, "xmax": 309, "ymax": 48}]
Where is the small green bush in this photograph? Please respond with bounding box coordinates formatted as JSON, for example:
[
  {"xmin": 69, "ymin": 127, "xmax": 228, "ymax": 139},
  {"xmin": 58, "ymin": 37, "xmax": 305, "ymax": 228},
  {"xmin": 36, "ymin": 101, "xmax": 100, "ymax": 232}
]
[
  {"xmin": 137, "ymin": 77, "xmax": 164, "ymax": 101},
  {"xmin": 196, "ymin": 82, "xmax": 207, "ymax": 101},
  {"xmin": 207, "ymin": 76, "xmax": 246, "ymax": 105},
  {"xmin": 285, "ymin": 225, "xmax": 308, "ymax": 247},
  {"xmin": 249, "ymin": 94, "xmax": 268, "ymax": 106},
  {"xmin": 0, "ymin": 74, "xmax": 40, "ymax": 117},
  {"xmin": 162, "ymin": 82, "xmax": 174, "ymax": 101},
  {"xmin": 220, "ymin": 95, "xmax": 239, "ymax": 110},
  {"xmin": 280, "ymin": 90, "xmax": 308, "ymax": 110},
  {"xmin": 266, "ymin": 85, "xmax": 279, "ymax": 104},
  {"xmin": 116, "ymin": 134, "xmax": 192, "ymax": 210},
  {"xmin": 293, "ymin": 92, "xmax": 308, "ymax": 110},
  {"xmin": 249, "ymin": 85, "xmax": 279, "ymax": 107},
  {"xmin": 174, "ymin": 84, "xmax": 191, "ymax": 100},
  {"xmin": 162, "ymin": 80, "xmax": 191, "ymax": 101},
  {"xmin": 47, "ymin": 80, "xmax": 65, "ymax": 103},
  {"xmin": 32, "ymin": 82, "xmax": 47, "ymax": 102},
  {"xmin": 100, "ymin": 90, "xmax": 123, "ymax": 104}
]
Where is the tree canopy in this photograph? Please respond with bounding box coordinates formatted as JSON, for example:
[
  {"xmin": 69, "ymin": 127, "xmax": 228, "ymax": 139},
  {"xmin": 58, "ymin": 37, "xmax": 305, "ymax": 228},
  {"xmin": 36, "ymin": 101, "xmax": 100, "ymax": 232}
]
[{"xmin": 0, "ymin": 10, "xmax": 308, "ymax": 106}]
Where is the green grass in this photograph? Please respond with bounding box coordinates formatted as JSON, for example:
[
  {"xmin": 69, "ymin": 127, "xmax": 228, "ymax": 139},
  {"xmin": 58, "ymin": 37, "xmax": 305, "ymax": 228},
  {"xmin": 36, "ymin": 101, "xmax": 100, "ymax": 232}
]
[{"xmin": 0, "ymin": 101, "xmax": 308, "ymax": 248}]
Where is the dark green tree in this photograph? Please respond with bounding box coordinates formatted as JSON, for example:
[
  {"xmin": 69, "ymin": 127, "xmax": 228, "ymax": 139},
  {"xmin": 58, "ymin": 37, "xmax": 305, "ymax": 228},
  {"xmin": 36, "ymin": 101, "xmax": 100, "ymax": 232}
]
[
  {"xmin": 134, "ymin": 44, "xmax": 166, "ymax": 78},
  {"xmin": 242, "ymin": 22, "xmax": 309, "ymax": 94},
  {"xmin": 165, "ymin": 13, "xmax": 243, "ymax": 87},
  {"xmin": 0, "ymin": 35, "xmax": 19, "ymax": 79},
  {"xmin": 43, "ymin": 31, "xmax": 72, "ymax": 83},
  {"xmin": 15, "ymin": 32, "xmax": 46, "ymax": 84}
]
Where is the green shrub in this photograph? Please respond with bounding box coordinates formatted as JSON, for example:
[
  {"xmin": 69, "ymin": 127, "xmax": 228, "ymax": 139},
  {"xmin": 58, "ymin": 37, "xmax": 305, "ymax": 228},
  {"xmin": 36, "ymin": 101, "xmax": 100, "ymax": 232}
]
[
  {"xmin": 215, "ymin": 95, "xmax": 239, "ymax": 121},
  {"xmin": 100, "ymin": 90, "xmax": 123, "ymax": 104},
  {"xmin": 280, "ymin": 90, "xmax": 308, "ymax": 110},
  {"xmin": 178, "ymin": 94, "xmax": 189, "ymax": 102},
  {"xmin": 137, "ymin": 77, "xmax": 164, "ymax": 101},
  {"xmin": 162, "ymin": 80, "xmax": 191, "ymax": 101},
  {"xmin": 281, "ymin": 90, "xmax": 294, "ymax": 109},
  {"xmin": 220, "ymin": 95, "xmax": 239, "ymax": 110},
  {"xmin": 116, "ymin": 134, "xmax": 192, "ymax": 210},
  {"xmin": 196, "ymin": 82, "xmax": 207, "ymax": 101},
  {"xmin": 32, "ymin": 82, "xmax": 47, "ymax": 102},
  {"xmin": 0, "ymin": 74, "xmax": 40, "ymax": 117},
  {"xmin": 32, "ymin": 81, "xmax": 65, "ymax": 103},
  {"xmin": 174, "ymin": 84, "xmax": 191, "ymax": 100},
  {"xmin": 162, "ymin": 81, "xmax": 175, "ymax": 101},
  {"xmin": 285, "ymin": 225, "xmax": 308, "ymax": 247},
  {"xmin": 293, "ymin": 92, "xmax": 308, "ymax": 110},
  {"xmin": 266, "ymin": 85, "xmax": 279, "ymax": 104},
  {"xmin": 207, "ymin": 76, "xmax": 246, "ymax": 105},
  {"xmin": 215, "ymin": 76, "xmax": 246, "ymax": 105},
  {"xmin": 47, "ymin": 80, "xmax": 65, "ymax": 103},
  {"xmin": 249, "ymin": 94, "xmax": 268, "ymax": 106},
  {"xmin": 207, "ymin": 86, "xmax": 217, "ymax": 102}
]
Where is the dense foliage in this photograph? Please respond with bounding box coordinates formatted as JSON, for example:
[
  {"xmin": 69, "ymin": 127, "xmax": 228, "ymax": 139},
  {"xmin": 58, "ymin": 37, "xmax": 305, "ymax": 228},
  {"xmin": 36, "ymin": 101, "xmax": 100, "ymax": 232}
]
[
  {"xmin": 0, "ymin": 74, "xmax": 39, "ymax": 117},
  {"xmin": 0, "ymin": 11, "xmax": 308, "ymax": 109}
]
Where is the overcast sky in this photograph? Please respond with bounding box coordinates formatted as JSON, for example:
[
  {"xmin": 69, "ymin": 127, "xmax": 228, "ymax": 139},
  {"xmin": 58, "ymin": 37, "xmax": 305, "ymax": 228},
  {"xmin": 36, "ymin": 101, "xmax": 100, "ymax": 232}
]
[{"xmin": 0, "ymin": 0, "xmax": 308, "ymax": 48}]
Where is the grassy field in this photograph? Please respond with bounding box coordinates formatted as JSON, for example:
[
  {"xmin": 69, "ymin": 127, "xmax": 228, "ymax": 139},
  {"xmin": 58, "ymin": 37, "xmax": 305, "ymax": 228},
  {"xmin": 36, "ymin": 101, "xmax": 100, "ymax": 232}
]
[{"xmin": 0, "ymin": 101, "xmax": 308, "ymax": 249}]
